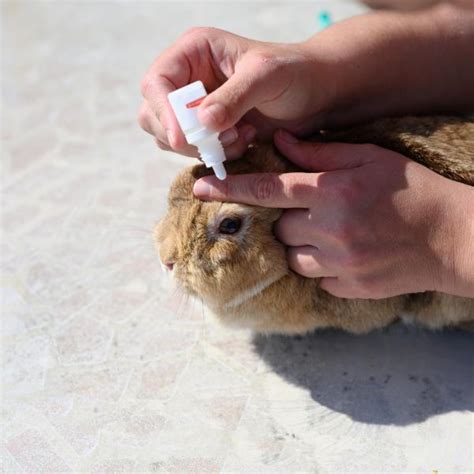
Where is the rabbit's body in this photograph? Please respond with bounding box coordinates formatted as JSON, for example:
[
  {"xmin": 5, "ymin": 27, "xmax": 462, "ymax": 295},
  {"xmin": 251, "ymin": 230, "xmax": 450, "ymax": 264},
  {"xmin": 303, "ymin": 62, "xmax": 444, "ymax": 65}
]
[{"xmin": 156, "ymin": 116, "xmax": 474, "ymax": 335}]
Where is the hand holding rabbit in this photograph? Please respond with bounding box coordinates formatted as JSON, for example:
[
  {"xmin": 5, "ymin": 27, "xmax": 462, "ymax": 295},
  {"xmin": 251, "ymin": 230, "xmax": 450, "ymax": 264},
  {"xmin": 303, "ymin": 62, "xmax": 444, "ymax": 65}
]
[{"xmin": 193, "ymin": 129, "xmax": 474, "ymax": 299}]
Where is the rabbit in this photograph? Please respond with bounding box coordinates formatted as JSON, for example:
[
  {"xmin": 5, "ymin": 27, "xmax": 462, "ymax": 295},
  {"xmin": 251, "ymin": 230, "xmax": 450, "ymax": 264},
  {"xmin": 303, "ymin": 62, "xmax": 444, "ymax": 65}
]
[{"xmin": 155, "ymin": 116, "xmax": 474, "ymax": 335}]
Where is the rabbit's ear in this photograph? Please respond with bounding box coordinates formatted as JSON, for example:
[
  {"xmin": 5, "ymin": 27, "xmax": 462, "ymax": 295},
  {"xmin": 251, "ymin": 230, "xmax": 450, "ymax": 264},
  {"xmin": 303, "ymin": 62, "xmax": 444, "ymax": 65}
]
[
  {"xmin": 167, "ymin": 165, "xmax": 205, "ymax": 205},
  {"xmin": 191, "ymin": 163, "xmax": 214, "ymax": 180}
]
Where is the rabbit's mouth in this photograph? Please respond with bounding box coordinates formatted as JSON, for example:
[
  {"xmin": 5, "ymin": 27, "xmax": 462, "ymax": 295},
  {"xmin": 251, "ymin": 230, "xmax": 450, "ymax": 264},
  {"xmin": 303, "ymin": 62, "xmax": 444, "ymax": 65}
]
[{"xmin": 222, "ymin": 272, "xmax": 286, "ymax": 310}]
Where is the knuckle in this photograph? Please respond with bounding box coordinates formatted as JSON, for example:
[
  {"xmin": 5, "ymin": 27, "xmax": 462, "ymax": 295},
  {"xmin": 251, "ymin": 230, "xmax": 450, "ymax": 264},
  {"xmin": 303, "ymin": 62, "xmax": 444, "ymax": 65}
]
[
  {"xmin": 140, "ymin": 74, "xmax": 153, "ymax": 97},
  {"xmin": 331, "ymin": 220, "xmax": 356, "ymax": 245},
  {"xmin": 181, "ymin": 26, "xmax": 203, "ymax": 39},
  {"xmin": 339, "ymin": 245, "xmax": 365, "ymax": 270},
  {"xmin": 289, "ymin": 174, "xmax": 318, "ymax": 204},
  {"xmin": 331, "ymin": 222, "xmax": 368, "ymax": 265},
  {"xmin": 335, "ymin": 175, "xmax": 362, "ymax": 207},
  {"xmin": 181, "ymin": 26, "xmax": 214, "ymax": 41},
  {"xmin": 155, "ymin": 138, "xmax": 169, "ymax": 150},
  {"xmin": 308, "ymin": 172, "xmax": 322, "ymax": 192},
  {"xmin": 252, "ymin": 174, "xmax": 278, "ymax": 202},
  {"xmin": 252, "ymin": 51, "xmax": 282, "ymax": 74},
  {"xmin": 137, "ymin": 104, "xmax": 149, "ymax": 129}
]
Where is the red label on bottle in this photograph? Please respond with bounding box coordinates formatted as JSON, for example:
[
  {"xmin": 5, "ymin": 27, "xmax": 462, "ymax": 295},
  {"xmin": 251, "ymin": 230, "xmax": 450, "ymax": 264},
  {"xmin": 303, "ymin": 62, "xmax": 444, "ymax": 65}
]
[{"xmin": 186, "ymin": 96, "xmax": 206, "ymax": 108}]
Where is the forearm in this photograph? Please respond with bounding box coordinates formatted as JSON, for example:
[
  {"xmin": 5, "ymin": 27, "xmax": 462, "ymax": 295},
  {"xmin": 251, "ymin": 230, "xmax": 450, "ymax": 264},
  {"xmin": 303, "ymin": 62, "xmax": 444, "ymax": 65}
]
[{"xmin": 304, "ymin": 3, "xmax": 474, "ymax": 128}]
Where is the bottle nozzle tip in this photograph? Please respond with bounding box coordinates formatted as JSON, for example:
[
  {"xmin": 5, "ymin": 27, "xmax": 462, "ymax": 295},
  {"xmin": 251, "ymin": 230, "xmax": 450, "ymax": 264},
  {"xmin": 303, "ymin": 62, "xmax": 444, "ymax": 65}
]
[{"xmin": 212, "ymin": 163, "xmax": 227, "ymax": 180}]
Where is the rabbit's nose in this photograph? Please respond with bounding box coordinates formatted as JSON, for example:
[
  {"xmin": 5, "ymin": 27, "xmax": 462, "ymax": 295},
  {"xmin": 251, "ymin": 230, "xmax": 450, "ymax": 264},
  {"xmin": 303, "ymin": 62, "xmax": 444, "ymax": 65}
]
[{"xmin": 159, "ymin": 259, "xmax": 175, "ymax": 272}]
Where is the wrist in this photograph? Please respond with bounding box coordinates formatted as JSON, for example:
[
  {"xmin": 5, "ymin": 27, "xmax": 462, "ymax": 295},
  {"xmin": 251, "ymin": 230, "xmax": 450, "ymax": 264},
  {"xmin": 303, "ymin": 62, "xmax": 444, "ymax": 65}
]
[{"xmin": 436, "ymin": 180, "xmax": 474, "ymax": 297}]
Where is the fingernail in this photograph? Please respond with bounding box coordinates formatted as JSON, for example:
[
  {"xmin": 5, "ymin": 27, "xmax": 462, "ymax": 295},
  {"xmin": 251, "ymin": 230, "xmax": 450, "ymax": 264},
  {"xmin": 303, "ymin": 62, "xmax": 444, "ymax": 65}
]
[
  {"xmin": 166, "ymin": 129, "xmax": 174, "ymax": 147},
  {"xmin": 219, "ymin": 128, "xmax": 239, "ymax": 146},
  {"xmin": 201, "ymin": 103, "xmax": 226, "ymax": 126},
  {"xmin": 277, "ymin": 129, "xmax": 298, "ymax": 144},
  {"xmin": 243, "ymin": 126, "xmax": 257, "ymax": 143},
  {"xmin": 193, "ymin": 179, "xmax": 212, "ymax": 197}
]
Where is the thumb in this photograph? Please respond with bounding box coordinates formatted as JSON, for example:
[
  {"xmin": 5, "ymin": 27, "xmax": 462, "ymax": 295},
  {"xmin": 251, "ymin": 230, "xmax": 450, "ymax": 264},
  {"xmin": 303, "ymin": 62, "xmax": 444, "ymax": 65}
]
[
  {"xmin": 274, "ymin": 129, "xmax": 375, "ymax": 172},
  {"xmin": 197, "ymin": 52, "xmax": 291, "ymax": 132}
]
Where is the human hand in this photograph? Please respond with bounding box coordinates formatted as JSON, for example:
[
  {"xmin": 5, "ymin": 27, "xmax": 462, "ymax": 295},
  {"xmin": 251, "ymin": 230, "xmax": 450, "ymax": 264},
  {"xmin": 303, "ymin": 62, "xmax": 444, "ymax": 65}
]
[
  {"xmin": 138, "ymin": 27, "xmax": 330, "ymax": 159},
  {"xmin": 193, "ymin": 130, "xmax": 474, "ymax": 299},
  {"xmin": 139, "ymin": 5, "xmax": 474, "ymax": 159}
]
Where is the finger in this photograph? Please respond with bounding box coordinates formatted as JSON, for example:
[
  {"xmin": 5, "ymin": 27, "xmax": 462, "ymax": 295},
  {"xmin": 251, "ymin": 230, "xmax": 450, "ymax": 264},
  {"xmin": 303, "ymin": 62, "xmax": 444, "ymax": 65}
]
[
  {"xmin": 141, "ymin": 38, "xmax": 199, "ymax": 149},
  {"xmin": 221, "ymin": 123, "xmax": 257, "ymax": 160},
  {"xmin": 155, "ymin": 137, "xmax": 172, "ymax": 151},
  {"xmin": 193, "ymin": 172, "xmax": 323, "ymax": 208},
  {"xmin": 197, "ymin": 51, "xmax": 293, "ymax": 132},
  {"xmin": 274, "ymin": 129, "xmax": 375, "ymax": 171},
  {"xmin": 274, "ymin": 209, "xmax": 320, "ymax": 247},
  {"xmin": 287, "ymin": 246, "xmax": 335, "ymax": 278},
  {"xmin": 219, "ymin": 123, "xmax": 255, "ymax": 148},
  {"xmin": 142, "ymin": 75, "xmax": 188, "ymax": 150},
  {"xmin": 140, "ymin": 102, "xmax": 200, "ymax": 157},
  {"xmin": 139, "ymin": 100, "xmax": 176, "ymax": 145},
  {"xmin": 138, "ymin": 100, "xmax": 157, "ymax": 136},
  {"xmin": 219, "ymin": 127, "xmax": 239, "ymax": 147},
  {"xmin": 141, "ymin": 98, "xmax": 255, "ymax": 159}
]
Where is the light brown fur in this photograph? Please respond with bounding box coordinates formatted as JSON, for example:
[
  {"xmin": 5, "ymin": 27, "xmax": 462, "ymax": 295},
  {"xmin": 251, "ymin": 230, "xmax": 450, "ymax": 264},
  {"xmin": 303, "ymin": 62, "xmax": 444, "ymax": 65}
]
[{"xmin": 155, "ymin": 116, "xmax": 474, "ymax": 335}]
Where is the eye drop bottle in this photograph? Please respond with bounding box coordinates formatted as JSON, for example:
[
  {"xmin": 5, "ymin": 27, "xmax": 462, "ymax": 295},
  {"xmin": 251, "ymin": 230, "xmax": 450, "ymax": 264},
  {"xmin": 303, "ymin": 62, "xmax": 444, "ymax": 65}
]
[{"xmin": 168, "ymin": 81, "xmax": 227, "ymax": 180}]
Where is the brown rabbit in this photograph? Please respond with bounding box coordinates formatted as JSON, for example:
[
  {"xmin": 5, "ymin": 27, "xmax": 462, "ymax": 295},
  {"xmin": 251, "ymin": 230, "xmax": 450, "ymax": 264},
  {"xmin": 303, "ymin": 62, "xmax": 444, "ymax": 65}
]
[{"xmin": 155, "ymin": 116, "xmax": 474, "ymax": 335}]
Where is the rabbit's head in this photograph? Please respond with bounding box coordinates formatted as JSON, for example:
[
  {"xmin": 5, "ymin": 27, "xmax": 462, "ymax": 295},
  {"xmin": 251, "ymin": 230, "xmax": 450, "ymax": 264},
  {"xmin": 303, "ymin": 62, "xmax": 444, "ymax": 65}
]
[{"xmin": 155, "ymin": 144, "xmax": 293, "ymax": 315}]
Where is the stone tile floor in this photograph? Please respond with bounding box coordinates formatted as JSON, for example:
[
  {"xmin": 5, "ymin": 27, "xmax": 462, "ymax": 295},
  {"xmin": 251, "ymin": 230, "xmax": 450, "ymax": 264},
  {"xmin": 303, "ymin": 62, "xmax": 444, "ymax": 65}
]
[{"xmin": 2, "ymin": 1, "xmax": 472, "ymax": 472}]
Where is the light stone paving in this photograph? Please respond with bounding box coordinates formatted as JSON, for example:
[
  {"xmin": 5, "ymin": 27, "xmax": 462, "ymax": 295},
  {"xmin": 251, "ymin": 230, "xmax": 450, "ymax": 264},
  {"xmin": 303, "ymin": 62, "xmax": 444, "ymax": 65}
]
[{"xmin": 2, "ymin": 1, "xmax": 473, "ymax": 472}]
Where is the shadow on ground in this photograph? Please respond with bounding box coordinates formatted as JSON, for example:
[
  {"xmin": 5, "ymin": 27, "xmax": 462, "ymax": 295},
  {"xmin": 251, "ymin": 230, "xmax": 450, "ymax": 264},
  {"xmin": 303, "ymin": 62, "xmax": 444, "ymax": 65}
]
[{"xmin": 253, "ymin": 324, "xmax": 473, "ymax": 426}]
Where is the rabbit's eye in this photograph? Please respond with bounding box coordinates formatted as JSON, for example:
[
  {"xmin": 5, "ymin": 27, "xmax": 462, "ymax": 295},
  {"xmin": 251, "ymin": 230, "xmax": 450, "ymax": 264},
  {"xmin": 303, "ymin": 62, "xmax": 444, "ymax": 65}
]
[{"xmin": 218, "ymin": 217, "xmax": 242, "ymax": 235}]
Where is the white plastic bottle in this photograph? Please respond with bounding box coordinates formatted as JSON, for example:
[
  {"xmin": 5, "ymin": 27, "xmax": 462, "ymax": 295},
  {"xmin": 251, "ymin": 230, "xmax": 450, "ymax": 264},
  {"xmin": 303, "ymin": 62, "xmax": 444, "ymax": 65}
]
[{"xmin": 168, "ymin": 81, "xmax": 227, "ymax": 180}]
